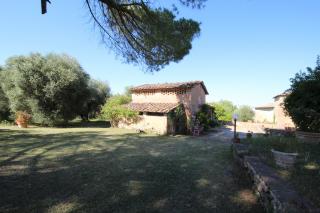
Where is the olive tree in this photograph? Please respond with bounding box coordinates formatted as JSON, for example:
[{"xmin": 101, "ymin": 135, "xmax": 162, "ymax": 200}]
[
  {"xmin": 1, "ymin": 53, "xmax": 90, "ymax": 125},
  {"xmin": 80, "ymin": 79, "xmax": 111, "ymax": 121},
  {"xmin": 0, "ymin": 67, "xmax": 10, "ymax": 121}
]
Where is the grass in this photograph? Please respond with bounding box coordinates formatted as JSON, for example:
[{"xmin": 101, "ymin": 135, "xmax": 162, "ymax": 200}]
[
  {"xmin": 0, "ymin": 126, "xmax": 263, "ymax": 213},
  {"xmin": 242, "ymin": 136, "xmax": 320, "ymax": 208}
]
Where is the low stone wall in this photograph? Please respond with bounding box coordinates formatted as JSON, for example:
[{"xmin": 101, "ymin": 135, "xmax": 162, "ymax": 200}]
[
  {"xmin": 296, "ymin": 131, "xmax": 320, "ymax": 144},
  {"xmin": 229, "ymin": 122, "xmax": 283, "ymax": 134},
  {"xmin": 232, "ymin": 144, "xmax": 318, "ymax": 213}
]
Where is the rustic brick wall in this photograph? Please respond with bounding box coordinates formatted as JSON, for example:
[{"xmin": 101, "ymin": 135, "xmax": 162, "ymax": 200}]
[
  {"xmin": 131, "ymin": 84, "xmax": 206, "ymax": 116},
  {"xmin": 118, "ymin": 114, "xmax": 168, "ymax": 135}
]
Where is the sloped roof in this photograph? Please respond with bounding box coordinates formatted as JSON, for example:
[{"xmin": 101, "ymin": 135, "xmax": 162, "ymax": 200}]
[
  {"xmin": 131, "ymin": 81, "xmax": 209, "ymax": 95},
  {"xmin": 255, "ymin": 103, "xmax": 275, "ymax": 109},
  {"xmin": 125, "ymin": 102, "xmax": 180, "ymax": 113},
  {"xmin": 273, "ymin": 91, "xmax": 291, "ymax": 99}
]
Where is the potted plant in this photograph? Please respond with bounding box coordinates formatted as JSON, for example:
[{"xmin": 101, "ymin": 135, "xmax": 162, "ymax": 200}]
[
  {"xmin": 15, "ymin": 111, "xmax": 31, "ymax": 128},
  {"xmin": 284, "ymin": 56, "xmax": 320, "ymax": 144}
]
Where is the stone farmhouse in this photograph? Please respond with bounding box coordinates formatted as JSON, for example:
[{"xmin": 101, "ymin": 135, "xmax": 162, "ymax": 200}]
[
  {"xmin": 118, "ymin": 81, "xmax": 209, "ymax": 135},
  {"xmin": 254, "ymin": 92, "xmax": 295, "ymax": 128}
]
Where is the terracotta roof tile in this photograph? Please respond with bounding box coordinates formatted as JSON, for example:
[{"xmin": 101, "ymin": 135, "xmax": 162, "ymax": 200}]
[
  {"xmin": 131, "ymin": 81, "xmax": 209, "ymax": 94},
  {"xmin": 273, "ymin": 91, "xmax": 291, "ymax": 99},
  {"xmin": 125, "ymin": 102, "xmax": 180, "ymax": 113}
]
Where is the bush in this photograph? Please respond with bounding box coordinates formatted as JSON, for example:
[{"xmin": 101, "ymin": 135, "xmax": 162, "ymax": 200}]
[
  {"xmin": 235, "ymin": 105, "xmax": 254, "ymax": 122},
  {"xmin": 168, "ymin": 105, "xmax": 187, "ymax": 134},
  {"xmin": 196, "ymin": 104, "xmax": 218, "ymax": 130},
  {"xmin": 212, "ymin": 100, "xmax": 237, "ymax": 122},
  {"xmin": 100, "ymin": 95, "xmax": 138, "ymax": 127},
  {"xmin": 284, "ymin": 56, "xmax": 320, "ymax": 132}
]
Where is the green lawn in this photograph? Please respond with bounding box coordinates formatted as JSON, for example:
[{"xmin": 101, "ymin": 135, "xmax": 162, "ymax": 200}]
[{"xmin": 0, "ymin": 126, "xmax": 263, "ymax": 213}]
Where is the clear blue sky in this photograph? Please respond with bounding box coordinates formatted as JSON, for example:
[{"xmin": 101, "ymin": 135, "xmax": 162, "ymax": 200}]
[{"xmin": 1, "ymin": 0, "xmax": 319, "ymax": 106}]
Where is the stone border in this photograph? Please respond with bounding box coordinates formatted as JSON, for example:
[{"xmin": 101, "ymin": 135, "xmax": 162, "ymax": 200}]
[
  {"xmin": 232, "ymin": 143, "xmax": 319, "ymax": 213},
  {"xmin": 271, "ymin": 149, "xmax": 298, "ymax": 169}
]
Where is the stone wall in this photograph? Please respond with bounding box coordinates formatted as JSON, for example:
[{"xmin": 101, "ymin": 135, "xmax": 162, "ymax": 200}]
[
  {"xmin": 232, "ymin": 144, "xmax": 318, "ymax": 213},
  {"xmin": 274, "ymin": 96, "xmax": 295, "ymax": 128}
]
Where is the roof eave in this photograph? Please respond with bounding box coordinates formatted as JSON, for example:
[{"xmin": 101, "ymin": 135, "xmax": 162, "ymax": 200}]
[{"xmin": 255, "ymin": 107, "xmax": 274, "ymax": 110}]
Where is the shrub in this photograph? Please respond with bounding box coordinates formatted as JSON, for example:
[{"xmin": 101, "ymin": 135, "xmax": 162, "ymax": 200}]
[
  {"xmin": 196, "ymin": 104, "xmax": 218, "ymax": 130},
  {"xmin": 100, "ymin": 95, "xmax": 138, "ymax": 127},
  {"xmin": 284, "ymin": 56, "xmax": 320, "ymax": 132},
  {"xmin": 168, "ymin": 105, "xmax": 187, "ymax": 134},
  {"xmin": 212, "ymin": 100, "xmax": 237, "ymax": 122}
]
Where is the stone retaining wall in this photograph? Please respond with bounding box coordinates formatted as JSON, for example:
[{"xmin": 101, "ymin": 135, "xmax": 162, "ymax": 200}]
[
  {"xmin": 296, "ymin": 131, "xmax": 320, "ymax": 144},
  {"xmin": 232, "ymin": 143, "xmax": 319, "ymax": 213}
]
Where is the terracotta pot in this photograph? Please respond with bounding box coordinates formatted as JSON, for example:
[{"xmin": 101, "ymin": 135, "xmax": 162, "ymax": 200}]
[
  {"xmin": 296, "ymin": 131, "xmax": 320, "ymax": 144},
  {"xmin": 16, "ymin": 120, "xmax": 28, "ymax": 128},
  {"xmin": 271, "ymin": 149, "xmax": 298, "ymax": 169}
]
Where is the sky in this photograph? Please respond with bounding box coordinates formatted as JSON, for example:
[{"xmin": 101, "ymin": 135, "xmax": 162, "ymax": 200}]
[{"xmin": 0, "ymin": 0, "xmax": 319, "ymax": 107}]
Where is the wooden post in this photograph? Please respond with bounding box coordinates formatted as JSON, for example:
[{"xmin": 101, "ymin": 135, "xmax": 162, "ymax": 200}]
[{"xmin": 234, "ymin": 119, "xmax": 237, "ymax": 140}]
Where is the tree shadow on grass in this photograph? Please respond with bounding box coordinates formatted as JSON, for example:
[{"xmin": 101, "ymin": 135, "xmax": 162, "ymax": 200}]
[
  {"xmin": 62, "ymin": 120, "xmax": 112, "ymax": 128},
  {"xmin": 0, "ymin": 129, "xmax": 264, "ymax": 213}
]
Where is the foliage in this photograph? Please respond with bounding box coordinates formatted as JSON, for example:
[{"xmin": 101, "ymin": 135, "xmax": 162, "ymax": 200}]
[
  {"xmin": 100, "ymin": 95, "xmax": 138, "ymax": 127},
  {"xmin": 43, "ymin": 0, "xmax": 205, "ymax": 72},
  {"xmin": 80, "ymin": 79, "xmax": 111, "ymax": 121},
  {"xmin": 196, "ymin": 104, "xmax": 218, "ymax": 130},
  {"xmin": 15, "ymin": 111, "xmax": 32, "ymax": 123},
  {"xmin": 168, "ymin": 105, "xmax": 187, "ymax": 134},
  {"xmin": 284, "ymin": 56, "xmax": 320, "ymax": 132},
  {"xmin": 212, "ymin": 100, "xmax": 237, "ymax": 122},
  {"xmin": 0, "ymin": 68, "xmax": 10, "ymax": 121},
  {"xmin": 1, "ymin": 53, "xmax": 90, "ymax": 125},
  {"xmin": 235, "ymin": 105, "xmax": 254, "ymax": 122},
  {"xmin": 124, "ymin": 85, "xmax": 133, "ymax": 98}
]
